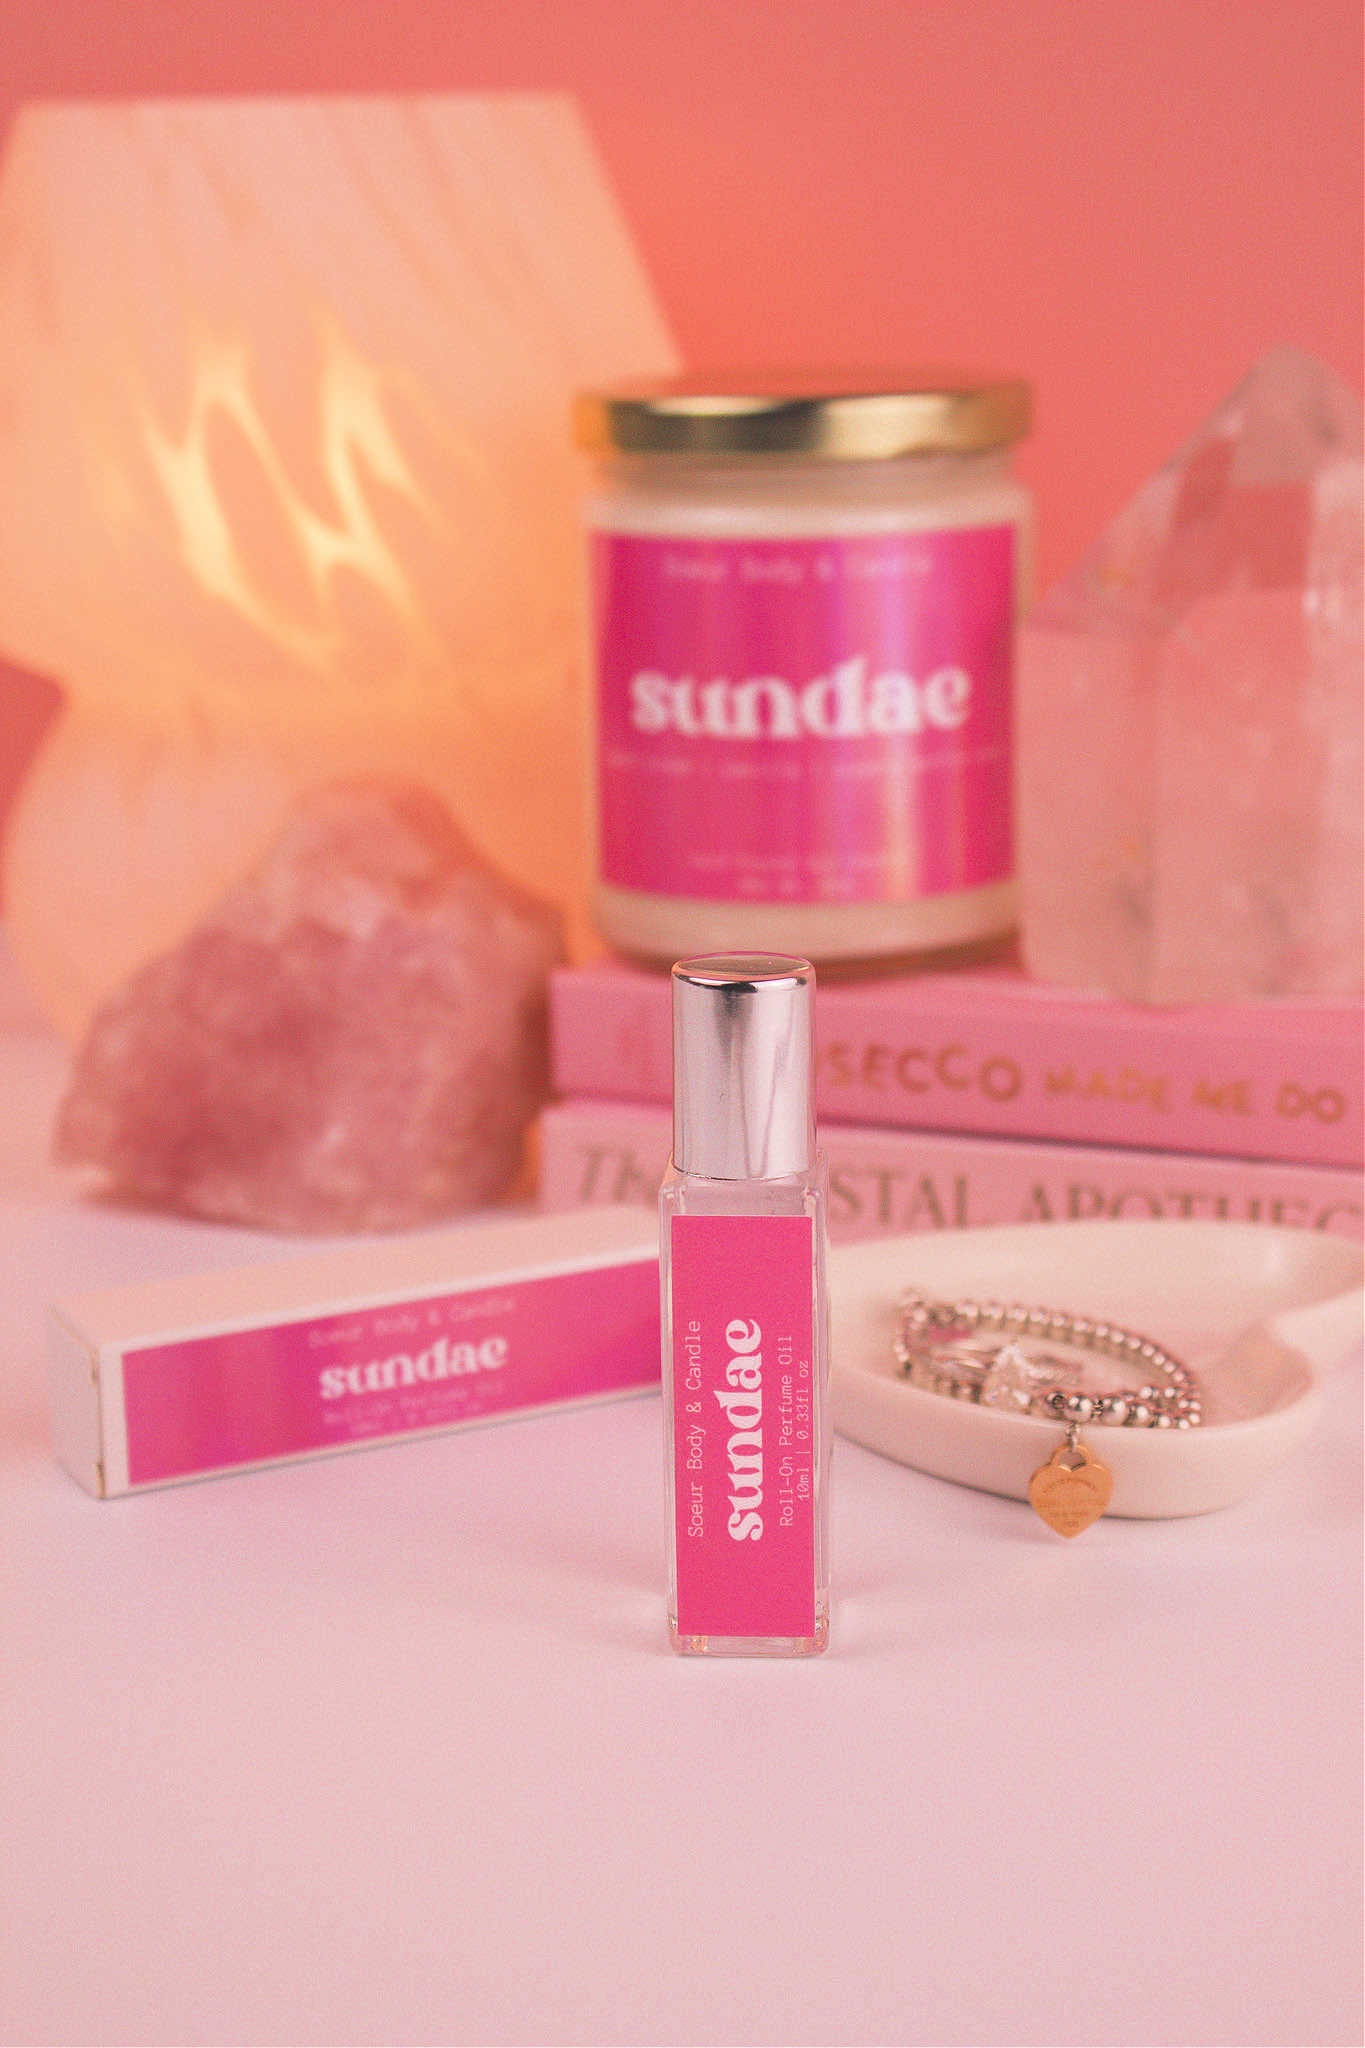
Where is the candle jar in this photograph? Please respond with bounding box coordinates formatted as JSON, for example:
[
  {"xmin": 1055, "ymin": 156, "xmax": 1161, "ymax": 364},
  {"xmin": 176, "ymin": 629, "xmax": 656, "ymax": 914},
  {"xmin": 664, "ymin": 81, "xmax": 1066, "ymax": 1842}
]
[{"xmin": 575, "ymin": 376, "xmax": 1033, "ymax": 968}]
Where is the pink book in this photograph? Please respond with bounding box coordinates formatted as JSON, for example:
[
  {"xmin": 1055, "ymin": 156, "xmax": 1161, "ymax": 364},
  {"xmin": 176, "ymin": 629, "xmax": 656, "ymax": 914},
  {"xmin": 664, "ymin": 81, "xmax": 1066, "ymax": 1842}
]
[
  {"xmin": 550, "ymin": 960, "xmax": 1364, "ymax": 1169},
  {"xmin": 538, "ymin": 1098, "xmax": 1364, "ymax": 1244}
]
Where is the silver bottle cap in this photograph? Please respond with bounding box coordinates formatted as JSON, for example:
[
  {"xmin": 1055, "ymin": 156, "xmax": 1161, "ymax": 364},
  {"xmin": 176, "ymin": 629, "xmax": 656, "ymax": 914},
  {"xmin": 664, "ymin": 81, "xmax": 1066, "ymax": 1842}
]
[{"xmin": 671, "ymin": 954, "xmax": 816, "ymax": 1180}]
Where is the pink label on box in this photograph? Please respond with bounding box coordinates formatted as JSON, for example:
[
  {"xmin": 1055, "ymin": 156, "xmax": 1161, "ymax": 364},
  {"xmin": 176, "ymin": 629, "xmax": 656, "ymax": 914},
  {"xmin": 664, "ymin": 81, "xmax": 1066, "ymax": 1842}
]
[
  {"xmin": 122, "ymin": 1259, "xmax": 659, "ymax": 1486},
  {"xmin": 670, "ymin": 1214, "xmax": 816, "ymax": 1639},
  {"xmin": 593, "ymin": 525, "xmax": 1015, "ymax": 902}
]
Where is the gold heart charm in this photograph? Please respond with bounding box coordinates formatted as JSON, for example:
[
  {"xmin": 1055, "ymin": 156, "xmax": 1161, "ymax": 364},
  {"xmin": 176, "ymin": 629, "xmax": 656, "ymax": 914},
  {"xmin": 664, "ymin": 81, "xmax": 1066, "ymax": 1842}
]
[{"xmin": 1028, "ymin": 1439, "xmax": 1114, "ymax": 1538}]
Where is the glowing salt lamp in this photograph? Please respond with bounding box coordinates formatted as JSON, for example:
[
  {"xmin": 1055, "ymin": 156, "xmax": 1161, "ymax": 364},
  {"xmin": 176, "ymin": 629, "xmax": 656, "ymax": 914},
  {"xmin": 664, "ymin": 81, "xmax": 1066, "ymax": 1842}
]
[{"xmin": 0, "ymin": 95, "xmax": 678, "ymax": 1036}]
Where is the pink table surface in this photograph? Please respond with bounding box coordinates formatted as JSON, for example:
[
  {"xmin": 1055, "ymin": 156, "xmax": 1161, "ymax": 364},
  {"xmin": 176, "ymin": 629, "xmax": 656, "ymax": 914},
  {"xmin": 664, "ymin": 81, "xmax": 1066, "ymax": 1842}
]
[{"xmin": 1, "ymin": 1033, "xmax": 1362, "ymax": 2048}]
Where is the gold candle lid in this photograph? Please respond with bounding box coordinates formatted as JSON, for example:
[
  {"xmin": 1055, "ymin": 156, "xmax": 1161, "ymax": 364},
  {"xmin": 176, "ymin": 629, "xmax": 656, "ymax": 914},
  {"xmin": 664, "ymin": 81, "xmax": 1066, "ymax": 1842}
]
[{"xmin": 575, "ymin": 371, "xmax": 1031, "ymax": 460}]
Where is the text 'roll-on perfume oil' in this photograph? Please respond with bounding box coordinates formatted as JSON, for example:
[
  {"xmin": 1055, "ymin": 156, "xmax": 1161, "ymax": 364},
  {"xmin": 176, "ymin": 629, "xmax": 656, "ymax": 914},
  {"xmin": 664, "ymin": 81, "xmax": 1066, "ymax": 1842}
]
[{"xmin": 660, "ymin": 954, "xmax": 831, "ymax": 1655}]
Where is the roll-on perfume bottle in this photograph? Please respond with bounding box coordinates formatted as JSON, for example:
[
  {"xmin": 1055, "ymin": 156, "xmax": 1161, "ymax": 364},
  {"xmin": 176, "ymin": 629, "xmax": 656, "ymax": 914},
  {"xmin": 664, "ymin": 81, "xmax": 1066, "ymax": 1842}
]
[{"xmin": 661, "ymin": 954, "xmax": 830, "ymax": 1656}]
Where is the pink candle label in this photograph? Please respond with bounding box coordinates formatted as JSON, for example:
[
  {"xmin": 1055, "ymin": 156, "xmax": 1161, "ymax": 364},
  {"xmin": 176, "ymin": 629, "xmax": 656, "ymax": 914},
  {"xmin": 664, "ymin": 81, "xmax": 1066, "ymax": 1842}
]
[
  {"xmin": 669, "ymin": 1214, "xmax": 816, "ymax": 1639},
  {"xmin": 592, "ymin": 525, "xmax": 1015, "ymax": 903},
  {"xmin": 122, "ymin": 1260, "xmax": 659, "ymax": 1486}
]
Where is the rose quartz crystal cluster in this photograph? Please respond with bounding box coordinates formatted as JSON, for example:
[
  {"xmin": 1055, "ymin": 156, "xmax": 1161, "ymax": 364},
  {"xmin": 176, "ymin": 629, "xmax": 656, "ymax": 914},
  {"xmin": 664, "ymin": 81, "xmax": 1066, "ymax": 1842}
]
[
  {"xmin": 1018, "ymin": 349, "xmax": 1363, "ymax": 1002},
  {"xmin": 55, "ymin": 782, "xmax": 563, "ymax": 1232}
]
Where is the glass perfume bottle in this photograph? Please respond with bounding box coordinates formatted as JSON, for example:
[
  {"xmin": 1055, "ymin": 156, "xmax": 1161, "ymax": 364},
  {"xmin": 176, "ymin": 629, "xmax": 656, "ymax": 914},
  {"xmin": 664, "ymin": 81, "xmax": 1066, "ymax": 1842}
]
[{"xmin": 660, "ymin": 954, "xmax": 831, "ymax": 1656}]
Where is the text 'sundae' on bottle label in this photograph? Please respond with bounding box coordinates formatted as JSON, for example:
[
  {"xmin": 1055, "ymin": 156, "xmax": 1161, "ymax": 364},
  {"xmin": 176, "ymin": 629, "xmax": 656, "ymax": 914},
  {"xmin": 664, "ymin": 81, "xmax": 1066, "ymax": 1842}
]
[{"xmin": 670, "ymin": 1213, "xmax": 816, "ymax": 1638}]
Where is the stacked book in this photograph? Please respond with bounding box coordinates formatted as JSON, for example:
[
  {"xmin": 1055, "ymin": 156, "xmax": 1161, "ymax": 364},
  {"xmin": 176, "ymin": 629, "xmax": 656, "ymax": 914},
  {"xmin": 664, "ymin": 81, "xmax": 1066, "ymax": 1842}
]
[{"xmin": 539, "ymin": 958, "xmax": 1364, "ymax": 1244}]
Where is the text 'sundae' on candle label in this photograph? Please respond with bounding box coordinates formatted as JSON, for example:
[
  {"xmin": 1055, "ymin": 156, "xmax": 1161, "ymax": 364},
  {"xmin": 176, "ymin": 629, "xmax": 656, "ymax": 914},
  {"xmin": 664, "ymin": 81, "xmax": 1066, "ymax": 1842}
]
[
  {"xmin": 593, "ymin": 526, "xmax": 1014, "ymax": 903},
  {"xmin": 669, "ymin": 1214, "xmax": 816, "ymax": 1638}
]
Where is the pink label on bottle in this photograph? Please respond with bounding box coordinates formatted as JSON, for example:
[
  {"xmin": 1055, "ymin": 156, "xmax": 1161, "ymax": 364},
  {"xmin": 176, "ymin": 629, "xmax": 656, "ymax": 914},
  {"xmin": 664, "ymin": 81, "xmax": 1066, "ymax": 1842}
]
[
  {"xmin": 593, "ymin": 525, "xmax": 1015, "ymax": 902},
  {"xmin": 669, "ymin": 1214, "xmax": 816, "ymax": 1640},
  {"xmin": 122, "ymin": 1260, "xmax": 659, "ymax": 1486}
]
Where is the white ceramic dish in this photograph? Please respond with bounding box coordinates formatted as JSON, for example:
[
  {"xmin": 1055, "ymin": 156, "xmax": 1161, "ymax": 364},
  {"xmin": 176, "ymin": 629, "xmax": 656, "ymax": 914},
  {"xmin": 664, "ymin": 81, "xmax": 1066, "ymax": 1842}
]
[{"xmin": 830, "ymin": 1221, "xmax": 1363, "ymax": 1517}]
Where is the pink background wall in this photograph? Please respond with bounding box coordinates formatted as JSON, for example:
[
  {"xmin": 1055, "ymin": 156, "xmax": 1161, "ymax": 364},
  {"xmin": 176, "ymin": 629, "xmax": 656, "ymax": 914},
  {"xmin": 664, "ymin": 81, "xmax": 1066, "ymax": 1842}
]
[{"xmin": 1, "ymin": 0, "xmax": 1360, "ymax": 857}]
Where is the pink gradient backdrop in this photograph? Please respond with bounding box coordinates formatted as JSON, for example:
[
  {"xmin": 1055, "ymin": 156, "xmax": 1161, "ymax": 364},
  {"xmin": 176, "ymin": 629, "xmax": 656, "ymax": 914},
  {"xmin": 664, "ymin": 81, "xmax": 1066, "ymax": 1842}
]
[{"xmin": 1, "ymin": 0, "xmax": 1360, "ymax": 865}]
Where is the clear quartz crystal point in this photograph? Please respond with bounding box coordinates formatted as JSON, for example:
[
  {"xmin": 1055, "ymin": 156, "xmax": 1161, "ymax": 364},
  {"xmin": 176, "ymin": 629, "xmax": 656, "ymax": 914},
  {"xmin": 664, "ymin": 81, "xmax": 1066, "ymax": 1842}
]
[{"xmin": 1019, "ymin": 348, "xmax": 1364, "ymax": 1002}]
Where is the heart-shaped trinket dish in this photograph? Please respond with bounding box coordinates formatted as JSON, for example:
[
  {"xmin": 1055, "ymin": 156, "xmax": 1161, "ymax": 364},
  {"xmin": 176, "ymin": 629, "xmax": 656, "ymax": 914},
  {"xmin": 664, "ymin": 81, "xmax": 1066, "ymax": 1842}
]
[{"xmin": 830, "ymin": 1221, "xmax": 1363, "ymax": 1518}]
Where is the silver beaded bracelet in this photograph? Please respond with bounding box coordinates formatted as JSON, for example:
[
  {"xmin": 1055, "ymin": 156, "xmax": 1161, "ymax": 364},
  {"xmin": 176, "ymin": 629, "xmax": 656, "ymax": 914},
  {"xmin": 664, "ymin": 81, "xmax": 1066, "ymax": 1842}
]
[
  {"xmin": 893, "ymin": 1291, "xmax": 1204, "ymax": 1536},
  {"xmin": 894, "ymin": 1289, "xmax": 1202, "ymax": 1428}
]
